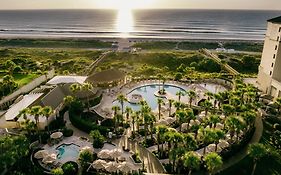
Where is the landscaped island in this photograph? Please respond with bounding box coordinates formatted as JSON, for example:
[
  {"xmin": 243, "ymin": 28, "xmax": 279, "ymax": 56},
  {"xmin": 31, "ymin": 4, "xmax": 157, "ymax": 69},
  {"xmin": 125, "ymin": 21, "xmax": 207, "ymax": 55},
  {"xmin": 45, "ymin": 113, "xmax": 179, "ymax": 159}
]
[{"xmin": 0, "ymin": 39, "xmax": 280, "ymax": 175}]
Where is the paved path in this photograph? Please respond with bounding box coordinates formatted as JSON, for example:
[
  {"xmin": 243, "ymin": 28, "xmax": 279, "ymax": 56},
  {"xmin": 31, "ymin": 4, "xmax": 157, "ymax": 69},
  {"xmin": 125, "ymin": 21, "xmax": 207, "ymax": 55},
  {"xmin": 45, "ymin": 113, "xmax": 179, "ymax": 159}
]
[
  {"xmin": 217, "ymin": 110, "xmax": 263, "ymax": 172},
  {"xmin": 86, "ymin": 51, "xmax": 112, "ymax": 75},
  {"xmin": 64, "ymin": 111, "xmax": 91, "ymax": 140}
]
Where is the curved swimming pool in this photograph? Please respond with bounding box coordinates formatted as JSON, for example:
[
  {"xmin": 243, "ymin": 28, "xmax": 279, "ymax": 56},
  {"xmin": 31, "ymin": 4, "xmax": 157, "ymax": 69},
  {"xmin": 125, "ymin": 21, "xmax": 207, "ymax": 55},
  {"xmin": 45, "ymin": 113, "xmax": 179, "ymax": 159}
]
[
  {"xmin": 113, "ymin": 84, "xmax": 186, "ymax": 111},
  {"xmin": 56, "ymin": 143, "xmax": 80, "ymax": 162}
]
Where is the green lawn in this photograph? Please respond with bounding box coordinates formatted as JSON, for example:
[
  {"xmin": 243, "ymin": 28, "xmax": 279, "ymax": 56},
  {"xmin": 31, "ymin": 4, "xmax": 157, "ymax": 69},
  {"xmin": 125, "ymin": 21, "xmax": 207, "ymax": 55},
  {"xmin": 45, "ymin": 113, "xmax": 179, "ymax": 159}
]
[{"xmin": 13, "ymin": 74, "xmax": 40, "ymax": 87}]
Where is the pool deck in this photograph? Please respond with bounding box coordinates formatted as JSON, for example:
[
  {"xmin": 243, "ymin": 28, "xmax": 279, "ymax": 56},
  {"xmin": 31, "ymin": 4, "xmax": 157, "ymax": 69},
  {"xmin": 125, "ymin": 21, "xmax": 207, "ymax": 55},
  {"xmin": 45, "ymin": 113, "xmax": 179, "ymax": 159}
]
[{"xmin": 93, "ymin": 80, "xmax": 226, "ymax": 119}]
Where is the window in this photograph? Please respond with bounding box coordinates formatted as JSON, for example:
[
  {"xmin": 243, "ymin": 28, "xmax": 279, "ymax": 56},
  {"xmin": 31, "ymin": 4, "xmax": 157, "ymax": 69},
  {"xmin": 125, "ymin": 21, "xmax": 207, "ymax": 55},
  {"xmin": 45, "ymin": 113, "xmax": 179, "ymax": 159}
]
[
  {"xmin": 278, "ymin": 36, "xmax": 280, "ymax": 41},
  {"xmin": 272, "ymin": 63, "xmax": 274, "ymax": 67},
  {"xmin": 273, "ymin": 54, "xmax": 276, "ymax": 59},
  {"xmin": 279, "ymin": 27, "xmax": 281, "ymax": 32},
  {"xmin": 270, "ymin": 71, "xmax": 272, "ymax": 76},
  {"xmin": 275, "ymin": 45, "xmax": 278, "ymax": 50}
]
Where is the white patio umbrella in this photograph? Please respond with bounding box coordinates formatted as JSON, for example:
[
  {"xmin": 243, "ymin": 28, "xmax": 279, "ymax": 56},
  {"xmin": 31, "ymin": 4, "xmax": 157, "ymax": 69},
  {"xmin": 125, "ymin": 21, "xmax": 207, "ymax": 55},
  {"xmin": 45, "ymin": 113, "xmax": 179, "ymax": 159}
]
[
  {"xmin": 218, "ymin": 140, "xmax": 230, "ymax": 149},
  {"xmin": 98, "ymin": 150, "xmax": 111, "ymax": 159},
  {"xmin": 118, "ymin": 162, "xmax": 135, "ymax": 173},
  {"xmin": 81, "ymin": 146, "xmax": 93, "ymax": 152},
  {"xmin": 216, "ymin": 123, "xmax": 224, "ymax": 129},
  {"xmin": 207, "ymin": 144, "xmax": 222, "ymax": 153},
  {"xmin": 50, "ymin": 132, "xmax": 63, "ymax": 139},
  {"xmin": 165, "ymin": 117, "xmax": 176, "ymax": 124},
  {"xmin": 105, "ymin": 162, "xmax": 119, "ymax": 173},
  {"xmin": 181, "ymin": 123, "xmax": 189, "ymax": 130},
  {"xmin": 34, "ymin": 150, "xmax": 49, "ymax": 159},
  {"xmin": 42, "ymin": 153, "xmax": 56, "ymax": 164},
  {"xmin": 110, "ymin": 149, "xmax": 122, "ymax": 159},
  {"xmin": 194, "ymin": 119, "xmax": 201, "ymax": 125},
  {"xmin": 157, "ymin": 119, "xmax": 169, "ymax": 126},
  {"xmin": 91, "ymin": 159, "xmax": 107, "ymax": 170}
]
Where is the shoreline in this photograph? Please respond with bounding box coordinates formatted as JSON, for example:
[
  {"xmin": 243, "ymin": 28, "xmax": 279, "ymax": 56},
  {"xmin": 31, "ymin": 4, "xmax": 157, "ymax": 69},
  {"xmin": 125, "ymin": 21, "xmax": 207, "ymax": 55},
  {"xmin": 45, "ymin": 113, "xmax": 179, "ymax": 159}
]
[{"xmin": 0, "ymin": 36, "xmax": 264, "ymax": 43}]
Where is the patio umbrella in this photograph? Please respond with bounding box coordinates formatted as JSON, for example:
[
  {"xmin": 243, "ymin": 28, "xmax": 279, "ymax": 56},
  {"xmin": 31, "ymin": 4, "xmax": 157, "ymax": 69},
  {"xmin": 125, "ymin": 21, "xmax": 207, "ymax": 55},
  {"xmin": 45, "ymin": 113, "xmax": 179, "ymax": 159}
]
[
  {"xmin": 42, "ymin": 153, "xmax": 56, "ymax": 164},
  {"xmin": 81, "ymin": 146, "xmax": 93, "ymax": 152},
  {"xmin": 34, "ymin": 150, "xmax": 49, "ymax": 159},
  {"xmin": 165, "ymin": 117, "xmax": 176, "ymax": 124},
  {"xmin": 218, "ymin": 140, "xmax": 229, "ymax": 149},
  {"xmin": 98, "ymin": 150, "xmax": 111, "ymax": 159},
  {"xmin": 118, "ymin": 162, "xmax": 135, "ymax": 173},
  {"xmin": 105, "ymin": 162, "xmax": 119, "ymax": 173},
  {"xmin": 91, "ymin": 159, "xmax": 107, "ymax": 170},
  {"xmin": 110, "ymin": 149, "xmax": 122, "ymax": 159},
  {"xmin": 50, "ymin": 132, "xmax": 63, "ymax": 139},
  {"xmin": 157, "ymin": 119, "xmax": 169, "ymax": 126},
  {"xmin": 181, "ymin": 123, "xmax": 189, "ymax": 130}
]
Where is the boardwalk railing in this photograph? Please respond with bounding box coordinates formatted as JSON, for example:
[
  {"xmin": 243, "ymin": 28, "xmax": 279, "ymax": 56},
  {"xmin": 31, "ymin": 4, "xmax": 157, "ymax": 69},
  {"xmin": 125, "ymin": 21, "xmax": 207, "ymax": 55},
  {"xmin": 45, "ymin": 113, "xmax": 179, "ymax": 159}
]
[{"xmin": 201, "ymin": 48, "xmax": 240, "ymax": 76}]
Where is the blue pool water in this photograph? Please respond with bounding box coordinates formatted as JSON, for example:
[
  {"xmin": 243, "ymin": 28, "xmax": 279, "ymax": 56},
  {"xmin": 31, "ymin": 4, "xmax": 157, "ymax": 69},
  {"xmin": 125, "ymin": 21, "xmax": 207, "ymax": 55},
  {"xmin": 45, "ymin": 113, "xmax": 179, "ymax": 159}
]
[
  {"xmin": 56, "ymin": 144, "xmax": 80, "ymax": 161},
  {"xmin": 113, "ymin": 84, "xmax": 186, "ymax": 111}
]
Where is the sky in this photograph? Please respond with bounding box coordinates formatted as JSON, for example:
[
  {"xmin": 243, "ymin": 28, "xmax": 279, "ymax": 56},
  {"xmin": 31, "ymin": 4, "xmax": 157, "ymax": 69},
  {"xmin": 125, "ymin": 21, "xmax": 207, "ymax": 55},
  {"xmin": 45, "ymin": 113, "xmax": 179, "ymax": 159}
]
[{"xmin": 0, "ymin": 0, "xmax": 280, "ymax": 10}]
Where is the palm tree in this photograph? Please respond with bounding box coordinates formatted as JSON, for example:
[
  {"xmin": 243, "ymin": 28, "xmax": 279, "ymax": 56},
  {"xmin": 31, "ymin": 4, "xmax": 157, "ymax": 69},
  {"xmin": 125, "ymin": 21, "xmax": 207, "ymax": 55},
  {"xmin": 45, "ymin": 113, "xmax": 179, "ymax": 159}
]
[
  {"xmin": 149, "ymin": 114, "xmax": 156, "ymax": 140},
  {"xmin": 131, "ymin": 112, "xmax": 137, "ymax": 137},
  {"xmin": 82, "ymin": 83, "xmax": 93, "ymax": 111},
  {"xmin": 241, "ymin": 111, "xmax": 256, "ymax": 130},
  {"xmin": 168, "ymin": 99, "xmax": 174, "ymax": 116},
  {"xmin": 125, "ymin": 106, "xmax": 132, "ymax": 123},
  {"xmin": 205, "ymin": 92, "xmax": 214, "ymax": 101},
  {"xmin": 183, "ymin": 151, "xmax": 201, "ymax": 175},
  {"xmin": 63, "ymin": 95, "xmax": 74, "ymax": 108},
  {"xmin": 112, "ymin": 106, "xmax": 120, "ymax": 133},
  {"xmin": 29, "ymin": 105, "xmax": 43, "ymax": 142},
  {"xmin": 176, "ymin": 110, "xmax": 187, "ymax": 132},
  {"xmin": 117, "ymin": 94, "xmax": 127, "ymax": 116},
  {"xmin": 176, "ymin": 91, "xmax": 185, "ymax": 102},
  {"xmin": 222, "ymin": 104, "xmax": 235, "ymax": 116},
  {"xmin": 248, "ymin": 143, "xmax": 267, "ymax": 175},
  {"xmin": 200, "ymin": 128, "xmax": 216, "ymax": 155},
  {"xmin": 213, "ymin": 93, "xmax": 223, "ymax": 109},
  {"xmin": 156, "ymin": 125, "xmax": 168, "ymax": 157},
  {"xmin": 186, "ymin": 109, "xmax": 196, "ymax": 130},
  {"xmin": 203, "ymin": 152, "xmax": 223, "ymax": 175},
  {"xmin": 214, "ymin": 129, "xmax": 225, "ymax": 151},
  {"xmin": 187, "ymin": 90, "xmax": 196, "ymax": 107},
  {"xmin": 157, "ymin": 74, "xmax": 164, "ymax": 92},
  {"xmin": 143, "ymin": 113, "xmax": 151, "ymax": 143},
  {"xmin": 17, "ymin": 108, "xmax": 30, "ymax": 128},
  {"xmin": 225, "ymin": 115, "xmax": 245, "ymax": 142},
  {"xmin": 69, "ymin": 83, "xmax": 81, "ymax": 96},
  {"xmin": 157, "ymin": 98, "xmax": 164, "ymax": 120},
  {"xmin": 203, "ymin": 100, "xmax": 213, "ymax": 117},
  {"xmin": 5, "ymin": 60, "xmax": 16, "ymax": 75},
  {"xmin": 208, "ymin": 114, "xmax": 220, "ymax": 128},
  {"xmin": 275, "ymin": 97, "xmax": 281, "ymax": 113},
  {"xmin": 41, "ymin": 106, "xmax": 53, "ymax": 133},
  {"xmin": 173, "ymin": 101, "xmax": 183, "ymax": 111},
  {"xmin": 184, "ymin": 133, "xmax": 197, "ymax": 151}
]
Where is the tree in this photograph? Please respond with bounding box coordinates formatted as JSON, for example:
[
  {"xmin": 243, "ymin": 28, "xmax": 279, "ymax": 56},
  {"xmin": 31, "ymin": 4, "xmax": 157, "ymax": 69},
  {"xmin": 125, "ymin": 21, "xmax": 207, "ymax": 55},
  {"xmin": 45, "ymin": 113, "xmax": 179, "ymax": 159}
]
[
  {"xmin": 184, "ymin": 133, "xmax": 197, "ymax": 151},
  {"xmin": 176, "ymin": 91, "xmax": 185, "ymax": 102},
  {"xmin": 51, "ymin": 168, "xmax": 64, "ymax": 175},
  {"xmin": 117, "ymin": 94, "xmax": 127, "ymax": 116},
  {"xmin": 0, "ymin": 135, "xmax": 30, "ymax": 172},
  {"xmin": 157, "ymin": 98, "xmax": 164, "ymax": 120},
  {"xmin": 64, "ymin": 95, "xmax": 74, "ymax": 108},
  {"xmin": 187, "ymin": 90, "xmax": 196, "ymax": 107},
  {"xmin": 208, "ymin": 114, "xmax": 220, "ymax": 128},
  {"xmin": 203, "ymin": 100, "xmax": 213, "ymax": 117},
  {"xmin": 248, "ymin": 143, "xmax": 267, "ymax": 175},
  {"xmin": 176, "ymin": 110, "xmax": 187, "ymax": 132},
  {"xmin": 204, "ymin": 152, "xmax": 223, "ymax": 175},
  {"xmin": 90, "ymin": 130, "xmax": 105, "ymax": 148},
  {"xmin": 186, "ymin": 109, "xmax": 196, "ymax": 130},
  {"xmin": 29, "ymin": 105, "xmax": 43, "ymax": 142},
  {"xmin": 69, "ymin": 83, "xmax": 81, "ymax": 96},
  {"xmin": 5, "ymin": 60, "xmax": 16, "ymax": 75},
  {"xmin": 168, "ymin": 99, "xmax": 174, "ymax": 117},
  {"xmin": 183, "ymin": 151, "xmax": 201, "ymax": 175},
  {"xmin": 225, "ymin": 115, "xmax": 245, "ymax": 141},
  {"xmin": 131, "ymin": 112, "xmax": 137, "ymax": 137},
  {"xmin": 41, "ymin": 106, "xmax": 53, "ymax": 133},
  {"xmin": 79, "ymin": 149, "xmax": 93, "ymax": 171},
  {"xmin": 222, "ymin": 104, "xmax": 235, "ymax": 116},
  {"xmin": 156, "ymin": 125, "xmax": 168, "ymax": 158},
  {"xmin": 125, "ymin": 106, "xmax": 132, "ymax": 123},
  {"xmin": 214, "ymin": 129, "xmax": 225, "ymax": 151},
  {"xmin": 82, "ymin": 83, "xmax": 93, "ymax": 111}
]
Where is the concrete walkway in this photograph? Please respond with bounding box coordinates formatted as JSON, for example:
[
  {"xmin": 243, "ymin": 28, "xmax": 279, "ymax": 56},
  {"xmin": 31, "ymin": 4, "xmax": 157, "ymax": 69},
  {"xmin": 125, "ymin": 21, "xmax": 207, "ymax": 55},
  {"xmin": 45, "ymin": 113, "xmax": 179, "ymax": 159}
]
[{"xmin": 218, "ymin": 110, "xmax": 263, "ymax": 172}]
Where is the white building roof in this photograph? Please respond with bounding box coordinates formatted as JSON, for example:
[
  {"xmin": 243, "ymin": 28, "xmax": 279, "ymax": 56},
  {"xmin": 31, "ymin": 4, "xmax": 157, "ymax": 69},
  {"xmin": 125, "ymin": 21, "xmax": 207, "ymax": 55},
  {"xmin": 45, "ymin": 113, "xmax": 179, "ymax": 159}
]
[
  {"xmin": 47, "ymin": 76, "xmax": 87, "ymax": 85},
  {"xmin": 5, "ymin": 93, "xmax": 44, "ymax": 121}
]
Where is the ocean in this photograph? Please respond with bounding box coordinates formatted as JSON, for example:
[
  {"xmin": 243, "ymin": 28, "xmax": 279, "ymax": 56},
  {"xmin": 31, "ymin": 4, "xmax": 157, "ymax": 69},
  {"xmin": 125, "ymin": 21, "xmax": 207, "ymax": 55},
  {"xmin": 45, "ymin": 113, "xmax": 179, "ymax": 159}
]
[{"xmin": 0, "ymin": 9, "xmax": 280, "ymax": 40}]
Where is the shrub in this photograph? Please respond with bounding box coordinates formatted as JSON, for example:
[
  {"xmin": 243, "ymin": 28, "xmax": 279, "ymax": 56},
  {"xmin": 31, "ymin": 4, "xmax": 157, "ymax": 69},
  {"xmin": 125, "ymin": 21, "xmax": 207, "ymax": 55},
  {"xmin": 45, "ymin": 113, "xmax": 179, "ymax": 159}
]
[
  {"xmin": 40, "ymin": 132, "xmax": 50, "ymax": 144},
  {"xmin": 90, "ymin": 130, "xmax": 105, "ymax": 149},
  {"xmin": 62, "ymin": 128, "xmax": 73, "ymax": 137},
  {"xmin": 100, "ymin": 119, "xmax": 114, "ymax": 128},
  {"xmin": 62, "ymin": 161, "xmax": 78, "ymax": 175},
  {"xmin": 69, "ymin": 112, "xmax": 108, "ymax": 135},
  {"xmin": 89, "ymin": 95, "xmax": 103, "ymax": 107},
  {"xmin": 48, "ymin": 117, "xmax": 65, "ymax": 131}
]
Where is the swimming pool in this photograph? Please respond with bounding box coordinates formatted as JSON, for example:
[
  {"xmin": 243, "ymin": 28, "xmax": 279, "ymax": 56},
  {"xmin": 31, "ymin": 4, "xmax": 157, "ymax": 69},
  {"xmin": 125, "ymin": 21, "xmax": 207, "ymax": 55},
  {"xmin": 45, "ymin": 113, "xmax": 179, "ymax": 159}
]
[
  {"xmin": 113, "ymin": 84, "xmax": 186, "ymax": 111},
  {"xmin": 56, "ymin": 143, "xmax": 80, "ymax": 162}
]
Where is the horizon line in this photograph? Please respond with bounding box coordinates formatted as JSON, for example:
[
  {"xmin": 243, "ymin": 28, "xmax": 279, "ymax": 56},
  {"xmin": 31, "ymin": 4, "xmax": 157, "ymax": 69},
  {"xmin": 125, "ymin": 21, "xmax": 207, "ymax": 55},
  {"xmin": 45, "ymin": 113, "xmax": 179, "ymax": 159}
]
[{"xmin": 0, "ymin": 8, "xmax": 280, "ymax": 11}]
